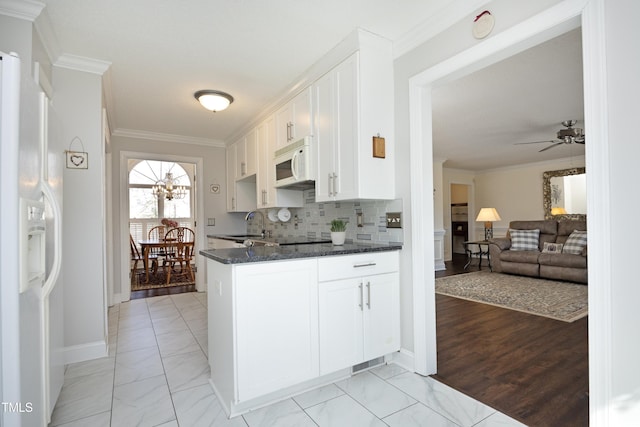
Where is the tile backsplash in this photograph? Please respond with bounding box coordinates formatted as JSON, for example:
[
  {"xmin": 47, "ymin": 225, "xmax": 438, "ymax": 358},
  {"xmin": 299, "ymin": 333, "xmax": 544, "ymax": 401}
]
[{"xmin": 247, "ymin": 189, "xmax": 404, "ymax": 245}]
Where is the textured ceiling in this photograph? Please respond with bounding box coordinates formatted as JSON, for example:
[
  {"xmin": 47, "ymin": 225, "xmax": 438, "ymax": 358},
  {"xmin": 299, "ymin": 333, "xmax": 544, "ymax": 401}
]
[{"xmin": 38, "ymin": 1, "xmax": 584, "ymax": 170}]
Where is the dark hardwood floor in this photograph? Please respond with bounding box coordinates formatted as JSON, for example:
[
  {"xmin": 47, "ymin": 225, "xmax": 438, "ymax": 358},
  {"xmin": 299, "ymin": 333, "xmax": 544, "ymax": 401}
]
[
  {"xmin": 433, "ymin": 253, "xmax": 589, "ymax": 426},
  {"xmin": 130, "ymin": 283, "xmax": 197, "ymax": 300}
]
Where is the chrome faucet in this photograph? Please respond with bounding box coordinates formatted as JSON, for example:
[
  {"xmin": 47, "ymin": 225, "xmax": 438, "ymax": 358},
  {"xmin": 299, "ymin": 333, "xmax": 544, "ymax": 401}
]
[{"xmin": 244, "ymin": 210, "xmax": 265, "ymax": 238}]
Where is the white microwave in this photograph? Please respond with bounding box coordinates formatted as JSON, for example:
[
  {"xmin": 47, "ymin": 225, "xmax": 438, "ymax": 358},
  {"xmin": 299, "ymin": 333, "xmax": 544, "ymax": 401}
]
[{"xmin": 274, "ymin": 136, "xmax": 314, "ymax": 188}]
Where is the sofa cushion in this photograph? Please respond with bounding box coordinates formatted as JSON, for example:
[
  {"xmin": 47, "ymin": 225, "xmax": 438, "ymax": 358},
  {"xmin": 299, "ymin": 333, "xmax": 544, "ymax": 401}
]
[
  {"xmin": 500, "ymin": 250, "xmax": 541, "ymax": 264},
  {"xmin": 538, "ymin": 252, "xmax": 587, "ymax": 268},
  {"xmin": 563, "ymin": 230, "xmax": 588, "ymax": 254},
  {"xmin": 508, "ymin": 220, "xmax": 557, "ymax": 250},
  {"xmin": 509, "ymin": 229, "xmax": 540, "ymax": 251},
  {"xmin": 558, "ymin": 220, "xmax": 587, "ymax": 237},
  {"xmin": 542, "ymin": 242, "xmax": 564, "ymax": 253}
]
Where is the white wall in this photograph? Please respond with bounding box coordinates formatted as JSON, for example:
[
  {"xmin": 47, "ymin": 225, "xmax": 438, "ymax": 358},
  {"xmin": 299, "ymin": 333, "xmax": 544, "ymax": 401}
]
[
  {"xmin": 604, "ymin": 0, "xmax": 640, "ymax": 423},
  {"xmin": 52, "ymin": 65, "xmax": 108, "ymax": 363},
  {"xmin": 394, "ymin": 0, "xmax": 565, "ymax": 354}
]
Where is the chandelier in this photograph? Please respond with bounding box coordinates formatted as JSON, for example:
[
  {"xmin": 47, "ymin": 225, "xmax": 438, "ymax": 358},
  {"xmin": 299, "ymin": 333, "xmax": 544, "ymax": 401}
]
[{"xmin": 152, "ymin": 172, "xmax": 186, "ymax": 201}]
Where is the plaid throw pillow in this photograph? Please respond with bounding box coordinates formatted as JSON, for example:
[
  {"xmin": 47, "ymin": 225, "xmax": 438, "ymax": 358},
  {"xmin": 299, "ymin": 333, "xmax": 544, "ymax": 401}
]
[
  {"xmin": 563, "ymin": 230, "xmax": 587, "ymax": 254},
  {"xmin": 542, "ymin": 242, "xmax": 564, "ymax": 253},
  {"xmin": 509, "ymin": 229, "xmax": 540, "ymax": 251}
]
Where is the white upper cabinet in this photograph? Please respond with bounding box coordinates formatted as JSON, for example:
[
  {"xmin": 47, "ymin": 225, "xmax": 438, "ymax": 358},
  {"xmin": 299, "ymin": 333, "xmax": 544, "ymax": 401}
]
[
  {"xmin": 275, "ymin": 87, "xmax": 313, "ymax": 149},
  {"xmin": 314, "ymin": 31, "xmax": 395, "ymax": 202},
  {"xmin": 235, "ymin": 129, "xmax": 257, "ymax": 180},
  {"xmin": 226, "ymin": 141, "xmax": 257, "ymax": 212},
  {"xmin": 256, "ymin": 115, "xmax": 302, "ymax": 208}
]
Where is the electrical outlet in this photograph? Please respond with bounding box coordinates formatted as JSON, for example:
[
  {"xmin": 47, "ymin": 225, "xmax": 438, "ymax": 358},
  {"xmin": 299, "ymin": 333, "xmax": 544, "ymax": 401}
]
[
  {"xmin": 208, "ymin": 218, "xmax": 215, "ymax": 226},
  {"xmin": 386, "ymin": 212, "xmax": 402, "ymax": 228}
]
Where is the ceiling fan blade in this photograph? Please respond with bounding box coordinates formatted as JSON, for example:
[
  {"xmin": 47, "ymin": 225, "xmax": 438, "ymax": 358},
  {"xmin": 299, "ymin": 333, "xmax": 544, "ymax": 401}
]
[
  {"xmin": 514, "ymin": 140, "xmax": 556, "ymax": 145},
  {"xmin": 538, "ymin": 143, "xmax": 565, "ymax": 152}
]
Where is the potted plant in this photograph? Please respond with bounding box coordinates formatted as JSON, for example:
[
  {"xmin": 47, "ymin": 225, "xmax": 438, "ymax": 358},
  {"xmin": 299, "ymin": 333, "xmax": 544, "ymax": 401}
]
[{"xmin": 330, "ymin": 219, "xmax": 347, "ymax": 245}]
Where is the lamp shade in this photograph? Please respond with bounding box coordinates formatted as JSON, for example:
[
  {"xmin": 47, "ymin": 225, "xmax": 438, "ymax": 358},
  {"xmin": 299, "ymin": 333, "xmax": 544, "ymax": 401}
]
[
  {"xmin": 194, "ymin": 90, "xmax": 234, "ymax": 112},
  {"xmin": 475, "ymin": 208, "xmax": 501, "ymax": 222}
]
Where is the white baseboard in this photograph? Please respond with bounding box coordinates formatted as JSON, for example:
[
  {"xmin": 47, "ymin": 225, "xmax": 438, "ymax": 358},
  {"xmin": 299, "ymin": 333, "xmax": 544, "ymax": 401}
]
[
  {"xmin": 391, "ymin": 348, "xmax": 415, "ymax": 372},
  {"xmin": 63, "ymin": 340, "xmax": 108, "ymax": 365},
  {"xmin": 110, "ymin": 292, "xmax": 124, "ymax": 306}
]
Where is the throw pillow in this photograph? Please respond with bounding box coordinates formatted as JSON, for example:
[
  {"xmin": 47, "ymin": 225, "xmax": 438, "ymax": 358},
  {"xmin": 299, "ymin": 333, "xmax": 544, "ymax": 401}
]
[
  {"xmin": 563, "ymin": 230, "xmax": 588, "ymax": 254},
  {"xmin": 509, "ymin": 229, "xmax": 540, "ymax": 251},
  {"xmin": 542, "ymin": 242, "xmax": 564, "ymax": 253}
]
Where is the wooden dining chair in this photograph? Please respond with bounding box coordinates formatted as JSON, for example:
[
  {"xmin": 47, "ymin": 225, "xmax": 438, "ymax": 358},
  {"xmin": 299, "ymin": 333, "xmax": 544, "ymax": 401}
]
[
  {"xmin": 148, "ymin": 225, "xmax": 170, "ymax": 273},
  {"xmin": 129, "ymin": 234, "xmax": 145, "ymax": 284},
  {"xmin": 163, "ymin": 227, "xmax": 196, "ymax": 284}
]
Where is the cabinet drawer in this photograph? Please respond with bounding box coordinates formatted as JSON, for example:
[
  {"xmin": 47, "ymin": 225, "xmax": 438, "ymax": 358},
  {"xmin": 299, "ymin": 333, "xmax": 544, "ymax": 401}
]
[{"xmin": 318, "ymin": 252, "xmax": 399, "ymax": 282}]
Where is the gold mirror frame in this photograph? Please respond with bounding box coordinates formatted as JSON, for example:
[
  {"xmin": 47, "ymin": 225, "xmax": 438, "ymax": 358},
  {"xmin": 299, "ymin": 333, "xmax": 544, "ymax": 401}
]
[{"xmin": 543, "ymin": 167, "xmax": 586, "ymax": 220}]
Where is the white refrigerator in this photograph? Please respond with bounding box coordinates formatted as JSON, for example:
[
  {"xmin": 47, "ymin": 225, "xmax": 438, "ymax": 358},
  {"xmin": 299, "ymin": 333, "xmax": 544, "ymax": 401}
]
[{"xmin": 0, "ymin": 52, "xmax": 65, "ymax": 426}]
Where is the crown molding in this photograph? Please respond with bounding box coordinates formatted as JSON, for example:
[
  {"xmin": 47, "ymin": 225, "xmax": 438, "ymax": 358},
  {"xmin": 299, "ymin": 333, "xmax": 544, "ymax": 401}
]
[
  {"xmin": 0, "ymin": 0, "xmax": 44, "ymax": 21},
  {"xmin": 394, "ymin": 0, "xmax": 491, "ymax": 59},
  {"xmin": 54, "ymin": 53, "xmax": 111, "ymax": 75},
  {"xmin": 112, "ymin": 128, "xmax": 226, "ymax": 148},
  {"xmin": 33, "ymin": 7, "xmax": 60, "ymax": 62}
]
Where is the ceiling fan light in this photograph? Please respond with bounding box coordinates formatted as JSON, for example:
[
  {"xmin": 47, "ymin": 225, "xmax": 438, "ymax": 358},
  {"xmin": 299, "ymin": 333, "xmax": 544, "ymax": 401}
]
[{"xmin": 194, "ymin": 90, "xmax": 234, "ymax": 112}]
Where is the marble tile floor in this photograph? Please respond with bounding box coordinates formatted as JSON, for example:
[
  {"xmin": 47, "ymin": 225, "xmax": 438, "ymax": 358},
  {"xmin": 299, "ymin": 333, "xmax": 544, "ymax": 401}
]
[{"xmin": 50, "ymin": 292, "xmax": 526, "ymax": 427}]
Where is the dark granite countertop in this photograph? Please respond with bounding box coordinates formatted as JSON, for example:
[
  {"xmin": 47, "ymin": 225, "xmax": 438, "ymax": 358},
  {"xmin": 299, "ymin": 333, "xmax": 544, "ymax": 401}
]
[{"xmin": 200, "ymin": 242, "xmax": 402, "ymax": 264}]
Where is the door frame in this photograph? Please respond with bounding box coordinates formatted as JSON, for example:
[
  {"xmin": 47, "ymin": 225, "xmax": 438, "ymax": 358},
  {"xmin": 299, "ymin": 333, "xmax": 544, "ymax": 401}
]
[
  {"xmin": 408, "ymin": 0, "xmax": 610, "ymax": 423},
  {"xmin": 119, "ymin": 151, "xmax": 205, "ymax": 302}
]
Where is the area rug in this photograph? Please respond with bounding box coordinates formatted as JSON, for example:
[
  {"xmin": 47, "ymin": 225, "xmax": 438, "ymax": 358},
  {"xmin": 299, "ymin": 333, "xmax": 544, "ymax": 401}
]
[
  {"xmin": 435, "ymin": 271, "xmax": 588, "ymax": 322},
  {"xmin": 131, "ymin": 268, "xmax": 195, "ymax": 291}
]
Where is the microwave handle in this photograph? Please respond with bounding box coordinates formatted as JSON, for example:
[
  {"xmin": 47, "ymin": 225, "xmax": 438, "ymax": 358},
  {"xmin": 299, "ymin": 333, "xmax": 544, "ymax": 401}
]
[{"xmin": 291, "ymin": 150, "xmax": 300, "ymax": 180}]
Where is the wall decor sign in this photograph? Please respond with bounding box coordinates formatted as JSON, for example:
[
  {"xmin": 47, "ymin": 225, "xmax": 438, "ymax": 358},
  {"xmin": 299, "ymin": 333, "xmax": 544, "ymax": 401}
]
[
  {"xmin": 210, "ymin": 184, "xmax": 220, "ymax": 194},
  {"xmin": 65, "ymin": 136, "xmax": 88, "ymax": 169}
]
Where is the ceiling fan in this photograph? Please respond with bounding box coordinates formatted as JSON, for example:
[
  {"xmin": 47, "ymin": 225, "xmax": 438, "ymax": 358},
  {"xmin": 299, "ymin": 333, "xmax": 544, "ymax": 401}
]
[{"xmin": 516, "ymin": 120, "xmax": 585, "ymax": 152}]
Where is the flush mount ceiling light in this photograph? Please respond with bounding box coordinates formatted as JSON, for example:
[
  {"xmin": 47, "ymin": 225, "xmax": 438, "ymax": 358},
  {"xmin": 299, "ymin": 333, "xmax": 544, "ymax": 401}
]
[{"xmin": 194, "ymin": 90, "xmax": 234, "ymax": 112}]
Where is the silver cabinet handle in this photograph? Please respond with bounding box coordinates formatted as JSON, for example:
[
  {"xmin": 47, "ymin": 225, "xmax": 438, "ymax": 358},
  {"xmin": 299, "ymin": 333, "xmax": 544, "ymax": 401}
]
[
  {"xmin": 353, "ymin": 262, "xmax": 376, "ymax": 268},
  {"xmin": 332, "ymin": 172, "xmax": 338, "ymax": 196},
  {"xmin": 358, "ymin": 282, "xmax": 363, "ymax": 311},
  {"xmin": 366, "ymin": 282, "xmax": 371, "ymax": 309},
  {"xmin": 232, "ymin": 197, "xmax": 236, "ymax": 210},
  {"xmin": 328, "ymin": 173, "xmax": 333, "ymax": 196},
  {"xmin": 241, "ymin": 162, "xmax": 246, "ymax": 176},
  {"xmin": 290, "ymin": 122, "xmax": 294, "ymax": 141}
]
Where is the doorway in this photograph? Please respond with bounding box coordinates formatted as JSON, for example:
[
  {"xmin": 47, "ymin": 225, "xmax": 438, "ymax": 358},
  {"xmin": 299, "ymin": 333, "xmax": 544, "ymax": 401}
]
[
  {"xmin": 128, "ymin": 160, "xmax": 196, "ymax": 293},
  {"xmin": 119, "ymin": 151, "xmax": 206, "ymax": 302},
  {"xmin": 409, "ymin": 2, "xmax": 609, "ymax": 423}
]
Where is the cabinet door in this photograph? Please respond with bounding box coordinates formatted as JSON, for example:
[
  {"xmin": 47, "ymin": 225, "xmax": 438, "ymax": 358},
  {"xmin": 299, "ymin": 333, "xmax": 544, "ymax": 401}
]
[
  {"xmin": 318, "ymin": 278, "xmax": 364, "ymax": 375},
  {"xmin": 235, "ymin": 259, "xmax": 319, "ymax": 401},
  {"xmin": 291, "ymin": 87, "xmax": 312, "ymax": 141},
  {"xmin": 244, "ymin": 128, "xmax": 257, "ymax": 177},
  {"xmin": 226, "ymin": 144, "xmax": 237, "ymax": 211},
  {"xmin": 363, "ymin": 272, "xmax": 400, "ymax": 360},
  {"xmin": 313, "ymin": 71, "xmax": 335, "ymax": 202},
  {"xmin": 256, "ymin": 118, "xmax": 270, "ymax": 207},
  {"xmin": 333, "ymin": 54, "xmax": 358, "ymax": 201}
]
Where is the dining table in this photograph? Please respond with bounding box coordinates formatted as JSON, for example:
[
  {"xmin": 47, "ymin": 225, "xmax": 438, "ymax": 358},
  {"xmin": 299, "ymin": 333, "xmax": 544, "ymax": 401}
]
[
  {"xmin": 138, "ymin": 239, "xmax": 196, "ymax": 283},
  {"xmin": 138, "ymin": 239, "xmax": 173, "ymax": 283}
]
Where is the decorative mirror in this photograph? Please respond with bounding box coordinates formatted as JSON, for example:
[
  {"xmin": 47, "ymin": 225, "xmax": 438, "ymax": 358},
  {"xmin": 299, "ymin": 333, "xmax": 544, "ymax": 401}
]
[{"xmin": 543, "ymin": 167, "xmax": 586, "ymax": 220}]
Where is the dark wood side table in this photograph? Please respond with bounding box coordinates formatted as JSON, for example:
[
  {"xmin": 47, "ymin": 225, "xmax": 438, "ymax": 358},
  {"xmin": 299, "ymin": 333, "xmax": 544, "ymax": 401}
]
[{"xmin": 463, "ymin": 240, "xmax": 492, "ymax": 271}]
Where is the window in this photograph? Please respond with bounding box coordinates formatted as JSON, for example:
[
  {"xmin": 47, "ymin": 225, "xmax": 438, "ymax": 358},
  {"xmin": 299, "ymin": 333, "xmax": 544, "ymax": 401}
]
[{"xmin": 129, "ymin": 160, "xmax": 194, "ymax": 242}]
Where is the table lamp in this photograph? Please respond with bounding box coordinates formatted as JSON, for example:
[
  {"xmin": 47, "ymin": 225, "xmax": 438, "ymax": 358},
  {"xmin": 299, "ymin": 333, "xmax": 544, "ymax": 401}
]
[{"xmin": 476, "ymin": 208, "xmax": 501, "ymax": 241}]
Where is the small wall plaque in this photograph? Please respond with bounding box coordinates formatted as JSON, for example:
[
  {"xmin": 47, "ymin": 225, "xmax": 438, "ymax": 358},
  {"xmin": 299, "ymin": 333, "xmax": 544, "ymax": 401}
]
[
  {"xmin": 65, "ymin": 136, "xmax": 88, "ymax": 169},
  {"xmin": 373, "ymin": 136, "xmax": 386, "ymax": 158},
  {"xmin": 210, "ymin": 184, "xmax": 220, "ymax": 194}
]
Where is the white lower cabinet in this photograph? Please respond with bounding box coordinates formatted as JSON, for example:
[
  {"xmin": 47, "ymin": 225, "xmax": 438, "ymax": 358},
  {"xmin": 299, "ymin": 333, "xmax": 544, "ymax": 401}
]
[
  {"xmin": 206, "ymin": 250, "xmax": 399, "ymax": 416},
  {"xmin": 235, "ymin": 259, "xmax": 319, "ymax": 401},
  {"xmin": 318, "ymin": 253, "xmax": 400, "ymax": 375}
]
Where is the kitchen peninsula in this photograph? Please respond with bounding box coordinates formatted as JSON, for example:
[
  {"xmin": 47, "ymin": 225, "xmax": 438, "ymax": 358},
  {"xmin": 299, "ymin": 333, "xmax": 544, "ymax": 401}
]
[{"xmin": 200, "ymin": 242, "xmax": 401, "ymax": 417}]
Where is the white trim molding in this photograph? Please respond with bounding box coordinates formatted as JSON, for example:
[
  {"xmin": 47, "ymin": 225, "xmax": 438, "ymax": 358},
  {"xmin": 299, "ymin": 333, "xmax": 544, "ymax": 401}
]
[
  {"xmin": 113, "ymin": 128, "xmax": 226, "ymax": 148},
  {"xmin": 54, "ymin": 53, "xmax": 111, "ymax": 75},
  {"xmin": 0, "ymin": 0, "xmax": 44, "ymax": 21},
  {"xmin": 63, "ymin": 340, "xmax": 108, "ymax": 365}
]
